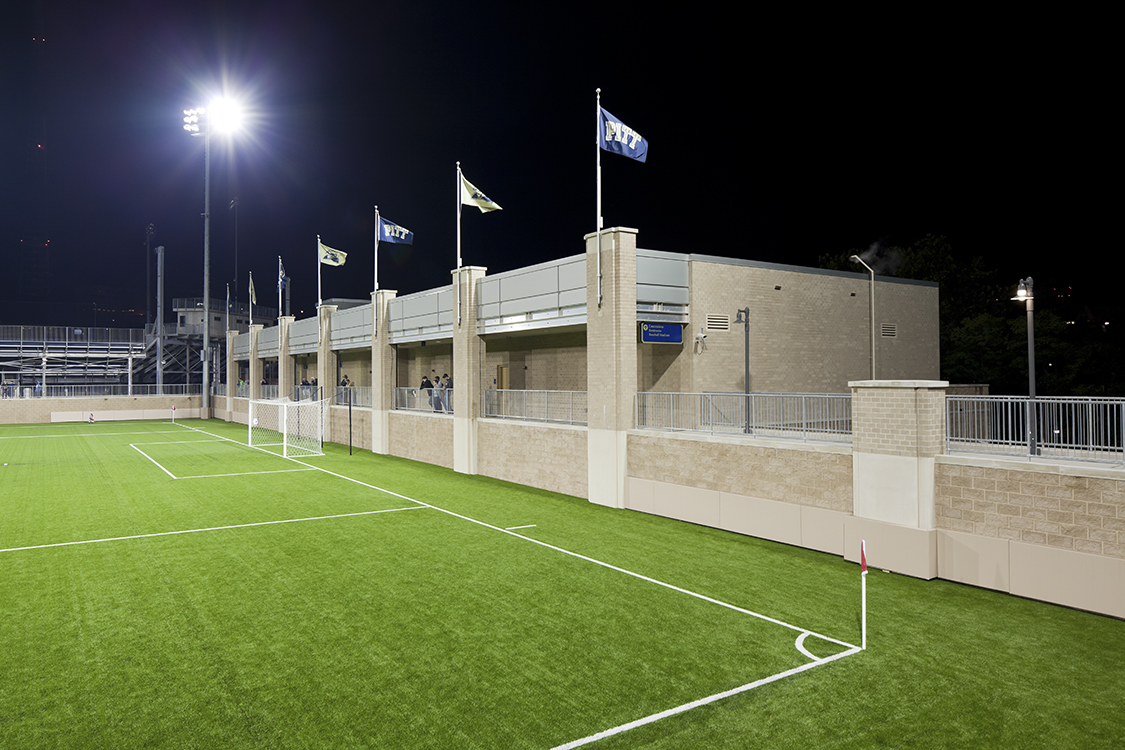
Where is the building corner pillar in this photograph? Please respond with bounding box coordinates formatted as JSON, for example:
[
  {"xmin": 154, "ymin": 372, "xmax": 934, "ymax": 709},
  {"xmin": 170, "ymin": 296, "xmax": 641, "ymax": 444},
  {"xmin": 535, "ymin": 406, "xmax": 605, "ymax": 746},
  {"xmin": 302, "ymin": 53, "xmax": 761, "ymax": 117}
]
[
  {"xmin": 453, "ymin": 266, "xmax": 487, "ymax": 474},
  {"xmin": 585, "ymin": 227, "xmax": 639, "ymax": 508},
  {"xmin": 225, "ymin": 329, "xmax": 237, "ymax": 420},
  {"xmin": 371, "ymin": 289, "xmax": 397, "ymax": 455},
  {"xmin": 847, "ymin": 379, "xmax": 948, "ymax": 578},
  {"xmin": 278, "ymin": 316, "xmax": 295, "ymax": 401},
  {"xmin": 247, "ymin": 324, "xmax": 264, "ymax": 401}
]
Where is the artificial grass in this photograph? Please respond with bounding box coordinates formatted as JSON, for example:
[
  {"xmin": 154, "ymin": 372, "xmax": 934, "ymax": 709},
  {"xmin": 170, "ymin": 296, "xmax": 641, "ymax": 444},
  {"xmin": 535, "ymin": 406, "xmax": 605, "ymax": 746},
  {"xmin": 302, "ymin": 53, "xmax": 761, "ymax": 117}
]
[{"xmin": 1, "ymin": 419, "xmax": 1123, "ymax": 748}]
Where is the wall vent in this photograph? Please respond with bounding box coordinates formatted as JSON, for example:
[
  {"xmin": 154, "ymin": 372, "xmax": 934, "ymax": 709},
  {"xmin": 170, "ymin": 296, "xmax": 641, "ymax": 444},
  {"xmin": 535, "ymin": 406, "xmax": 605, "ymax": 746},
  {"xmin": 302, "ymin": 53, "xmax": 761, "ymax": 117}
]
[
  {"xmin": 706, "ymin": 314, "xmax": 730, "ymax": 331},
  {"xmin": 881, "ymin": 323, "xmax": 898, "ymax": 338}
]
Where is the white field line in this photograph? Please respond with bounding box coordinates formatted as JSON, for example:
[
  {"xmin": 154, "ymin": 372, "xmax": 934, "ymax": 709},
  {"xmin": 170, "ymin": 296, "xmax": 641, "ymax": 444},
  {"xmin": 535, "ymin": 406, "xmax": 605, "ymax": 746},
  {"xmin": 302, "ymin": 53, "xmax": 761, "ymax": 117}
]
[
  {"xmin": 176, "ymin": 468, "xmax": 318, "ymax": 479},
  {"xmin": 550, "ymin": 646, "xmax": 862, "ymax": 750},
  {"xmin": 130, "ymin": 444, "xmax": 177, "ymax": 478},
  {"xmin": 0, "ymin": 430, "xmax": 184, "ymax": 440},
  {"xmin": 505, "ymin": 524, "xmax": 537, "ymax": 530},
  {"xmin": 174, "ymin": 422, "xmax": 859, "ymax": 651},
  {"xmin": 0, "ymin": 506, "xmax": 427, "ymax": 554}
]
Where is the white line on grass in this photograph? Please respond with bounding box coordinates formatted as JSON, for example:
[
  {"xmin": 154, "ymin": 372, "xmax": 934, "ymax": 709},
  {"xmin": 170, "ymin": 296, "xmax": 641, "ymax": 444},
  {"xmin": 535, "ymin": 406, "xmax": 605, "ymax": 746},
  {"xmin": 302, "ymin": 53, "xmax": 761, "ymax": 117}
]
[
  {"xmin": 175, "ymin": 468, "xmax": 319, "ymax": 479},
  {"xmin": 167, "ymin": 422, "xmax": 865, "ymax": 745},
  {"xmin": 173, "ymin": 422, "xmax": 858, "ymax": 651},
  {"xmin": 0, "ymin": 506, "xmax": 427, "ymax": 554},
  {"xmin": 0, "ymin": 430, "xmax": 184, "ymax": 440},
  {"xmin": 504, "ymin": 524, "xmax": 537, "ymax": 530},
  {"xmin": 549, "ymin": 646, "xmax": 862, "ymax": 750},
  {"xmin": 130, "ymin": 443, "xmax": 177, "ymax": 478}
]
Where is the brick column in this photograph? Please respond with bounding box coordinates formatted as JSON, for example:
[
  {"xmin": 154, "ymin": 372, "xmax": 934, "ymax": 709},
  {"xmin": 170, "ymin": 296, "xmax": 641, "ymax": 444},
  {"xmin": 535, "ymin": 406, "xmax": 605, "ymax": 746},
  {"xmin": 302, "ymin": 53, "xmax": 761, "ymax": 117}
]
[
  {"xmin": 848, "ymin": 379, "xmax": 947, "ymax": 577},
  {"xmin": 371, "ymin": 289, "xmax": 397, "ymax": 455},
  {"xmin": 278, "ymin": 315, "xmax": 294, "ymax": 400},
  {"xmin": 453, "ymin": 266, "xmax": 487, "ymax": 474},
  {"xmin": 316, "ymin": 305, "xmax": 338, "ymax": 401},
  {"xmin": 586, "ymin": 227, "xmax": 639, "ymax": 508},
  {"xmin": 247, "ymin": 324, "xmax": 263, "ymax": 400},
  {"xmin": 225, "ymin": 330, "xmax": 236, "ymax": 420}
]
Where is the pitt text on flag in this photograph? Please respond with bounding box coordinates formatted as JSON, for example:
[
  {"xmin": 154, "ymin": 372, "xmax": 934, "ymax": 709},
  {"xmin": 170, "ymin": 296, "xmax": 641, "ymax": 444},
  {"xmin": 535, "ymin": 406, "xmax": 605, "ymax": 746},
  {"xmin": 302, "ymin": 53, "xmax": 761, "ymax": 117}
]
[
  {"xmin": 460, "ymin": 174, "xmax": 502, "ymax": 213},
  {"xmin": 318, "ymin": 241, "xmax": 347, "ymax": 267},
  {"xmin": 278, "ymin": 258, "xmax": 287, "ymax": 292},
  {"xmin": 378, "ymin": 216, "xmax": 414, "ymax": 244},
  {"xmin": 599, "ymin": 107, "xmax": 648, "ymax": 163}
]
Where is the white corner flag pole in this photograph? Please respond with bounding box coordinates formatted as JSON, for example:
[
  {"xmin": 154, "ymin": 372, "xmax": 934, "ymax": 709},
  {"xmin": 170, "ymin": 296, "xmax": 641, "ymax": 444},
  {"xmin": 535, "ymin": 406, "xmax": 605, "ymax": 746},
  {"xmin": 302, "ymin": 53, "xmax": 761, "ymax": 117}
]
[{"xmin": 861, "ymin": 539, "xmax": 868, "ymax": 650}]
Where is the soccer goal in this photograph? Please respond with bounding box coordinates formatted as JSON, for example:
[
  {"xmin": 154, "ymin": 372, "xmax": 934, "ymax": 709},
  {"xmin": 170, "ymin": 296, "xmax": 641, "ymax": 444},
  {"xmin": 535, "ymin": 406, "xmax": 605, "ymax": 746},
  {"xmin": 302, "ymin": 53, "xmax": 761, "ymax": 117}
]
[{"xmin": 248, "ymin": 398, "xmax": 328, "ymax": 457}]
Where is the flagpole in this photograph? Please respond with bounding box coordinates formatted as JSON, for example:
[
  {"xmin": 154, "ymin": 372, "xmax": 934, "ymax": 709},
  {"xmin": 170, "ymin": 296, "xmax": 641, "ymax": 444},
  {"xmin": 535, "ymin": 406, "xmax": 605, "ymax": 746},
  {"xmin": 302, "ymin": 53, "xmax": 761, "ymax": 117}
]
[
  {"xmin": 456, "ymin": 162, "xmax": 462, "ymax": 326},
  {"xmin": 225, "ymin": 283, "xmax": 230, "ymax": 337},
  {"xmin": 317, "ymin": 235, "xmax": 322, "ymax": 308},
  {"xmin": 277, "ymin": 256, "xmax": 282, "ymax": 325},
  {"xmin": 861, "ymin": 539, "xmax": 868, "ymax": 650},
  {"xmin": 249, "ymin": 271, "xmax": 254, "ymax": 327},
  {"xmin": 596, "ymin": 88, "xmax": 603, "ymax": 308},
  {"xmin": 373, "ymin": 205, "xmax": 380, "ymax": 293}
]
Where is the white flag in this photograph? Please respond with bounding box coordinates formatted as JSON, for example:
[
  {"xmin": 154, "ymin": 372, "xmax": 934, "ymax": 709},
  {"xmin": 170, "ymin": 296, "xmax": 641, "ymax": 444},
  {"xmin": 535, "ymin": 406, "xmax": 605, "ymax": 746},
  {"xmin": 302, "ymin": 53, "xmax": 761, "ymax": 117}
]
[
  {"xmin": 318, "ymin": 240, "xmax": 347, "ymax": 267},
  {"xmin": 459, "ymin": 173, "xmax": 502, "ymax": 213}
]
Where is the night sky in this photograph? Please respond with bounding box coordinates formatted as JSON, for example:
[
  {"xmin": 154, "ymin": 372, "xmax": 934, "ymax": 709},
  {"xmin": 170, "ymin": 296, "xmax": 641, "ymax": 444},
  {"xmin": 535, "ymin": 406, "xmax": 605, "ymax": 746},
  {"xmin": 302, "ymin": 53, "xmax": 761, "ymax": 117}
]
[{"xmin": 1, "ymin": 1, "xmax": 1111, "ymax": 328}]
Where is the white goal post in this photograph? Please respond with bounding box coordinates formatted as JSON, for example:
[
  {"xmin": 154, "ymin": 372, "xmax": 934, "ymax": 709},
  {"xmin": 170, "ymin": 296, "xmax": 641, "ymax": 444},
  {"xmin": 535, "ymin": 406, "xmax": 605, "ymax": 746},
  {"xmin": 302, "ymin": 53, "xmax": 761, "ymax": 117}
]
[{"xmin": 248, "ymin": 398, "xmax": 328, "ymax": 457}]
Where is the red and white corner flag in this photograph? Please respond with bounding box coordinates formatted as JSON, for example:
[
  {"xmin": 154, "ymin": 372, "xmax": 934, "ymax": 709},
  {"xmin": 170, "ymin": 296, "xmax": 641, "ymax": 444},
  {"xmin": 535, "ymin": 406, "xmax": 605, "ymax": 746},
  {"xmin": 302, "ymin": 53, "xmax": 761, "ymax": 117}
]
[{"xmin": 860, "ymin": 539, "xmax": 868, "ymax": 650}]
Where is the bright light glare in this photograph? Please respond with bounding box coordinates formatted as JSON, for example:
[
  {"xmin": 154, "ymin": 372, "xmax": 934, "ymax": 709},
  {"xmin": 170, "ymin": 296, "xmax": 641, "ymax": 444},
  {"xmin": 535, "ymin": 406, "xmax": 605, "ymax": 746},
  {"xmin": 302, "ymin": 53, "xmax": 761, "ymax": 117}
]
[{"xmin": 207, "ymin": 97, "xmax": 243, "ymax": 133}]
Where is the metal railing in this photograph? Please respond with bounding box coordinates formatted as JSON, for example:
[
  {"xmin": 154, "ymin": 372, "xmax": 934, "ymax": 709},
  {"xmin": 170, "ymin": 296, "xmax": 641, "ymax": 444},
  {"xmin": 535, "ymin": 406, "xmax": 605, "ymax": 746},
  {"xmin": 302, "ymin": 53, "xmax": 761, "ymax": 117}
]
[
  {"xmin": 260, "ymin": 384, "xmax": 279, "ymax": 400},
  {"xmin": 395, "ymin": 387, "xmax": 454, "ymax": 414},
  {"xmin": 0, "ymin": 383, "xmax": 203, "ymax": 399},
  {"xmin": 947, "ymin": 395, "xmax": 1125, "ymax": 465},
  {"xmin": 636, "ymin": 391, "xmax": 852, "ymax": 443},
  {"xmin": 293, "ymin": 385, "xmax": 321, "ymax": 402},
  {"xmin": 335, "ymin": 386, "xmax": 372, "ymax": 407},
  {"xmin": 483, "ymin": 389, "xmax": 587, "ymax": 425}
]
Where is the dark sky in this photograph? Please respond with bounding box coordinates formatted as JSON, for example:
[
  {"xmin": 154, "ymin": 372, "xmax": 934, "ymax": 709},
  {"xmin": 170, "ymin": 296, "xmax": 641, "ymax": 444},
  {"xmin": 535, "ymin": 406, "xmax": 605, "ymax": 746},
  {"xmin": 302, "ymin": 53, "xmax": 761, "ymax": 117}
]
[{"xmin": 1, "ymin": 1, "xmax": 1111, "ymax": 326}]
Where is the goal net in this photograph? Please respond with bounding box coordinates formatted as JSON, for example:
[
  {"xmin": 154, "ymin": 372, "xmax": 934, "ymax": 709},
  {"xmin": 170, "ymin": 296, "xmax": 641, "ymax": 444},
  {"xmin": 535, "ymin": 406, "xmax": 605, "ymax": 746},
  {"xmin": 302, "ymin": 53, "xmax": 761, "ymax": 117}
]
[{"xmin": 248, "ymin": 398, "xmax": 327, "ymax": 457}]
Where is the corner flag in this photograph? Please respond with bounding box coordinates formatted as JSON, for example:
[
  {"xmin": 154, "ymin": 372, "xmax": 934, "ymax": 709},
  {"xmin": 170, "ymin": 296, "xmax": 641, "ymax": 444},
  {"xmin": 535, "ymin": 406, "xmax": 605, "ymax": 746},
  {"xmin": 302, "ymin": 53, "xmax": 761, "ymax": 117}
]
[{"xmin": 861, "ymin": 540, "xmax": 868, "ymax": 575}]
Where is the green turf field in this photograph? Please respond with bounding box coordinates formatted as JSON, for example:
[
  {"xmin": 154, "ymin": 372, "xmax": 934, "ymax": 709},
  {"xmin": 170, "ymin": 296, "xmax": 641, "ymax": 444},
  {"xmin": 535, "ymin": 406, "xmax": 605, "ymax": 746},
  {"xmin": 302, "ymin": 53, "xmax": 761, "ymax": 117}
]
[{"xmin": 1, "ymin": 419, "xmax": 1123, "ymax": 748}]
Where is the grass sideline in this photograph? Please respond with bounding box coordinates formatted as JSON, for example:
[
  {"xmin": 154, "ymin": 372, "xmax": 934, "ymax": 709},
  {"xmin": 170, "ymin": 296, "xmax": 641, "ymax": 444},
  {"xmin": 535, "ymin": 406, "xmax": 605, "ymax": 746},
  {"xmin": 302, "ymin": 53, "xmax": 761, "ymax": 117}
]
[{"xmin": 0, "ymin": 418, "xmax": 1122, "ymax": 748}]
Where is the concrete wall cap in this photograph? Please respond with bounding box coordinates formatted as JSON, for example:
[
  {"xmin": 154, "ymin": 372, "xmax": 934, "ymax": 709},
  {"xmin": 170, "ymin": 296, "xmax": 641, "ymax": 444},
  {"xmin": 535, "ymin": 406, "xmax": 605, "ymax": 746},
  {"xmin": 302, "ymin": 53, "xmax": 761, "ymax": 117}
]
[{"xmin": 849, "ymin": 379, "xmax": 949, "ymax": 389}]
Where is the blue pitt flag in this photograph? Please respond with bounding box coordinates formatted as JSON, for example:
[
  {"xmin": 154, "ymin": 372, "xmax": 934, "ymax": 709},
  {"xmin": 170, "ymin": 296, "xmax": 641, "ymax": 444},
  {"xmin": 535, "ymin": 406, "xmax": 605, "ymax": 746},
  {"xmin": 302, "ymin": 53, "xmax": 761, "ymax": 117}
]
[
  {"xmin": 278, "ymin": 257, "xmax": 287, "ymax": 292},
  {"xmin": 599, "ymin": 107, "xmax": 648, "ymax": 163},
  {"xmin": 377, "ymin": 215, "xmax": 414, "ymax": 245}
]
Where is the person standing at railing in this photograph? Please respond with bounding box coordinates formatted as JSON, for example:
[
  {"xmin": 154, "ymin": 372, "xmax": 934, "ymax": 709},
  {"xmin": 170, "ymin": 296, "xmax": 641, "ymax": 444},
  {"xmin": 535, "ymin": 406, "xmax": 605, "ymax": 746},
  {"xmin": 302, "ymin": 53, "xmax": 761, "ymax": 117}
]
[
  {"xmin": 420, "ymin": 376, "xmax": 433, "ymax": 410},
  {"xmin": 433, "ymin": 375, "xmax": 446, "ymax": 412}
]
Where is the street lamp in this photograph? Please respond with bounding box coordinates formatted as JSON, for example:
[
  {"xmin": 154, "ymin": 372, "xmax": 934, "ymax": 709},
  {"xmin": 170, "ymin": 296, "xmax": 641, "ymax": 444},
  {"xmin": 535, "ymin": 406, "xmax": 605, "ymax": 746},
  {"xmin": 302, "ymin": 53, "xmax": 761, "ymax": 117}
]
[
  {"xmin": 735, "ymin": 307, "xmax": 750, "ymax": 433},
  {"xmin": 849, "ymin": 255, "xmax": 876, "ymax": 380},
  {"xmin": 183, "ymin": 97, "xmax": 241, "ymax": 413},
  {"xmin": 1013, "ymin": 277, "xmax": 1037, "ymax": 456}
]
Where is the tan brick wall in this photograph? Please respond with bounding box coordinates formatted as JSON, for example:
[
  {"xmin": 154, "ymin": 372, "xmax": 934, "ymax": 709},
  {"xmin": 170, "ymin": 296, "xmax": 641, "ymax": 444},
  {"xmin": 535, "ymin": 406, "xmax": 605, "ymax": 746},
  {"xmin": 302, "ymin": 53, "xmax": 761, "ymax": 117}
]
[
  {"xmin": 688, "ymin": 261, "xmax": 939, "ymax": 393},
  {"xmin": 0, "ymin": 395, "xmax": 201, "ymax": 424},
  {"xmin": 477, "ymin": 420, "xmax": 588, "ymax": 499},
  {"xmin": 337, "ymin": 350, "xmax": 372, "ymax": 388},
  {"xmin": 936, "ymin": 460, "xmax": 1125, "ymax": 559},
  {"xmin": 330, "ymin": 405, "xmax": 371, "ymax": 451},
  {"xmin": 388, "ymin": 410, "xmax": 453, "ymax": 469},
  {"xmin": 627, "ymin": 431, "xmax": 853, "ymax": 512},
  {"xmin": 396, "ymin": 344, "xmax": 453, "ymax": 390},
  {"xmin": 852, "ymin": 385, "xmax": 945, "ymax": 457},
  {"xmin": 483, "ymin": 331, "xmax": 587, "ymax": 393}
]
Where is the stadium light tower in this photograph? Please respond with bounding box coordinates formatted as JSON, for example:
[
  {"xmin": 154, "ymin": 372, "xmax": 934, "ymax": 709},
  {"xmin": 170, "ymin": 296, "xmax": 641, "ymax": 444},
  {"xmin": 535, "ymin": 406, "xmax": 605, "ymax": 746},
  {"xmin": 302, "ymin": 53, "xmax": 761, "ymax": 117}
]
[{"xmin": 183, "ymin": 97, "xmax": 241, "ymax": 413}]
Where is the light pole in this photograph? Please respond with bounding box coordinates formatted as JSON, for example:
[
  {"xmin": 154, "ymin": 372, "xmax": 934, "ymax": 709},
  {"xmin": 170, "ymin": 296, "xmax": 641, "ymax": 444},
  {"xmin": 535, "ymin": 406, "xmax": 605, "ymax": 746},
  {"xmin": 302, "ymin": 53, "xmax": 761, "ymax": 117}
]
[
  {"xmin": 1013, "ymin": 277, "xmax": 1037, "ymax": 456},
  {"xmin": 184, "ymin": 98, "xmax": 240, "ymax": 414},
  {"xmin": 145, "ymin": 223, "xmax": 154, "ymax": 327},
  {"xmin": 735, "ymin": 307, "xmax": 750, "ymax": 433},
  {"xmin": 850, "ymin": 255, "xmax": 876, "ymax": 380}
]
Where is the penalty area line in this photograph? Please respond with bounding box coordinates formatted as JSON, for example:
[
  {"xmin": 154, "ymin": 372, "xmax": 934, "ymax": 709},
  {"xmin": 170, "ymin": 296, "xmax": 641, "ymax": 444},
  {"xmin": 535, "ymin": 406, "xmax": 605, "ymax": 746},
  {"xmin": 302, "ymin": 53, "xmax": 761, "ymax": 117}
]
[
  {"xmin": 551, "ymin": 646, "xmax": 861, "ymax": 750},
  {"xmin": 0, "ymin": 506, "xmax": 428, "ymax": 555}
]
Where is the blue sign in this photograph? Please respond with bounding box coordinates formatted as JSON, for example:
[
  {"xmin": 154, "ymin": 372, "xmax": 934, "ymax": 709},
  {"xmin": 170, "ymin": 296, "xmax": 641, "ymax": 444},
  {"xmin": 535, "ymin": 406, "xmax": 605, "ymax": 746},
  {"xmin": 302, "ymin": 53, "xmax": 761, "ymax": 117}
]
[{"xmin": 639, "ymin": 323, "xmax": 683, "ymax": 344}]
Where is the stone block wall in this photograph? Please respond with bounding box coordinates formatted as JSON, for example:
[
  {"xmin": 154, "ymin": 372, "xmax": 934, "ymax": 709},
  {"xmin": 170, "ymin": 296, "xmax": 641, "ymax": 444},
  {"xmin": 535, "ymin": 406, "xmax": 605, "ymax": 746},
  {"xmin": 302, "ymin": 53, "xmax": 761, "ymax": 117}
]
[
  {"xmin": 852, "ymin": 383, "xmax": 945, "ymax": 457},
  {"xmin": 627, "ymin": 431, "xmax": 853, "ymax": 512},
  {"xmin": 477, "ymin": 419, "xmax": 589, "ymax": 499},
  {"xmin": 936, "ymin": 461, "xmax": 1125, "ymax": 559},
  {"xmin": 388, "ymin": 410, "xmax": 453, "ymax": 469}
]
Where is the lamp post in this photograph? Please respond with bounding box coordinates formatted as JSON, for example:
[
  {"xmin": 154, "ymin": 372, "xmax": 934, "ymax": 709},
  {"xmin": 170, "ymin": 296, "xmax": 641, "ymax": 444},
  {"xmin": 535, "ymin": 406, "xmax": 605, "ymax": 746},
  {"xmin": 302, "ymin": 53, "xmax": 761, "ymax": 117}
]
[
  {"xmin": 849, "ymin": 255, "xmax": 876, "ymax": 380},
  {"xmin": 735, "ymin": 307, "xmax": 750, "ymax": 433},
  {"xmin": 1013, "ymin": 277, "xmax": 1037, "ymax": 456},
  {"xmin": 184, "ymin": 98, "xmax": 240, "ymax": 413}
]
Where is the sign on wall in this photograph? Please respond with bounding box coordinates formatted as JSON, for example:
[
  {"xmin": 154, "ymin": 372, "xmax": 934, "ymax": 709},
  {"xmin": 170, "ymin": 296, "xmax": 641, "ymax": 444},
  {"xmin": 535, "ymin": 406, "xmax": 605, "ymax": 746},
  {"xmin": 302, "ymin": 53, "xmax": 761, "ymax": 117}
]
[{"xmin": 639, "ymin": 323, "xmax": 683, "ymax": 344}]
